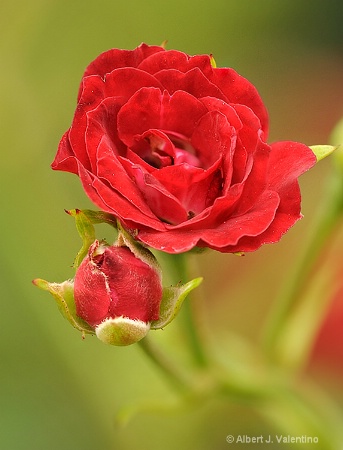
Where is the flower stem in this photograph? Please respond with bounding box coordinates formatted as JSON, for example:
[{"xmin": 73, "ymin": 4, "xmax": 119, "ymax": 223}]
[
  {"xmin": 217, "ymin": 363, "xmax": 343, "ymax": 450},
  {"xmin": 138, "ymin": 335, "xmax": 192, "ymax": 393},
  {"xmin": 166, "ymin": 252, "xmax": 208, "ymax": 367},
  {"xmin": 256, "ymin": 379, "xmax": 343, "ymax": 450},
  {"xmin": 262, "ymin": 168, "xmax": 343, "ymax": 364},
  {"xmin": 138, "ymin": 253, "xmax": 211, "ymax": 395}
]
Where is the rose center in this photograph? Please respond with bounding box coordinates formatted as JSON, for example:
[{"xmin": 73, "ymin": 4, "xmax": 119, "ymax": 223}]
[{"xmin": 133, "ymin": 130, "xmax": 201, "ymax": 169}]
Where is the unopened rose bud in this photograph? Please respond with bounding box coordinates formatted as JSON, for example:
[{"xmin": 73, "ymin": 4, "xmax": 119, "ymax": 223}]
[
  {"xmin": 33, "ymin": 209, "xmax": 203, "ymax": 345},
  {"xmin": 74, "ymin": 240, "xmax": 163, "ymax": 345}
]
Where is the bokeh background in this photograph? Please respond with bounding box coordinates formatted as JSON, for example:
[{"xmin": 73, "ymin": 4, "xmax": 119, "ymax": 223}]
[{"xmin": 2, "ymin": 1, "xmax": 343, "ymax": 449}]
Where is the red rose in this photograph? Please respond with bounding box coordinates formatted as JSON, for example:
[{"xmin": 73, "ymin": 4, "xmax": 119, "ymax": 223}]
[{"xmin": 52, "ymin": 43, "xmax": 316, "ymax": 253}]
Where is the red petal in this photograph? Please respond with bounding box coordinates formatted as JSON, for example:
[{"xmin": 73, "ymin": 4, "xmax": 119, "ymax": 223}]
[
  {"xmin": 81, "ymin": 43, "xmax": 165, "ymax": 80},
  {"xmin": 85, "ymin": 98, "xmax": 123, "ymax": 171},
  {"xmin": 155, "ymin": 67, "xmax": 226, "ymax": 99},
  {"xmin": 96, "ymin": 139, "xmax": 159, "ymax": 218},
  {"xmin": 70, "ymin": 68, "xmax": 164, "ymax": 171},
  {"xmin": 75, "ymin": 160, "xmax": 166, "ymax": 230},
  {"xmin": 200, "ymin": 96, "xmax": 243, "ymax": 130},
  {"xmin": 120, "ymin": 161, "xmax": 188, "ymax": 225},
  {"xmin": 74, "ymin": 243, "xmax": 111, "ymax": 327},
  {"xmin": 153, "ymin": 163, "xmax": 222, "ymax": 216},
  {"xmin": 104, "ymin": 246, "xmax": 162, "ymax": 322},
  {"xmin": 51, "ymin": 132, "xmax": 79, "ymax": 174},
  {"xmin": 117, "ymin": 87, "xmax": 207, "ymax": 147},
  {"xmin": 138, "ymin": 49, "xmax": 212, "ymax": 77},
  {"xmin": 226, "ymin": 209, "xmax": 300, "ymax": 253},
  {"xmin": 210, "ymin": 67, "xmax": 269, "ymax": 137},
  {"xmin": 267, "ymin": 141, "xmax": 316, "ymax": 208},
  {"xmin": 191, "ymin": 110, "xmax": 235, "ymax": 169},
  {"xmin": 104, "ymin": 67, "xmax": 163, "ymax": 103},
  {"xmin": 136, "ymin": 190, "xmax": 280, "ymax": 253},
  {"xmin": 67, "ymin": 75, "xmax": 107, "ymax": 170},
  {"xmin": 230, "ymin": 141, "xmax": 270, "ymax": 216}
]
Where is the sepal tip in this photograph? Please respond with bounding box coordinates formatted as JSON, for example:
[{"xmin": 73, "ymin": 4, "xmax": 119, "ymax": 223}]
[
  {"xmin": 309, "ymin": 144, "xmax": 338, "ymax": 162},
  {"xmin": 151, "ymin": 277, "xmax": 203, "ymax": 330}
]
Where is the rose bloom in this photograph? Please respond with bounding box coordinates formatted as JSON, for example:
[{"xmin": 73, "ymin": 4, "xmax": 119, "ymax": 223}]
[{"xmin": 53, "ymin": 43, "xmax": 316, "ymax": 253}]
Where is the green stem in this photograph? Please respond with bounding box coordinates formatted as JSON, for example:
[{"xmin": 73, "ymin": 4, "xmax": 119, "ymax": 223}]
[
  {"xmin": 165, "ymin": 252, "xmax": 208, "ymax": 367},
  {"xmin": 257, "ymin": 381, "xmax": 343, "ymax": 450},
  {"xmin": 138, "ymin": 336, "xmax": 192, "ymax": 393},
  {"xmin": 218, "ymin": 364, "xmax": 343, "ymax": 450},
  {"xmin": 135, "ymin": 251, "xmax": 211, "ymax": 402},
  {"xmin": 262, "ymin": 170, "xmax": 343, "ymax": 362}
]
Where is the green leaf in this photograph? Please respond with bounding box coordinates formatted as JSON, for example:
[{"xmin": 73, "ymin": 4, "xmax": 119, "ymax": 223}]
[
  {"xmin": 151, "ymin": 277, "xmax": 203, "ymax": 330},
  {"xmin": 32, "ymin": 278, "xmax": 94, "ymax": 336},
  {"xmin": 309, "ymin": 145, "xmax": 338, "ymax": 162}
]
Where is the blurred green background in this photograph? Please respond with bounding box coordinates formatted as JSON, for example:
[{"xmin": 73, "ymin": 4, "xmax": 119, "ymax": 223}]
[{"xmin": 2, "ymin": 1, "xmax": 343, "ymax": 449}]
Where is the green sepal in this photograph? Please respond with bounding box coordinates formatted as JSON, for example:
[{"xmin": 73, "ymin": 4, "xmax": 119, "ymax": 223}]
[
  {"xmin": 80, "ymin": 209, "xmax": 117, "ymax": 227},
  {"xmin": 32, "ymin": 278, "xmax": 94, "ymax": 336},
  {"xmin": 116, "ymin": 221, "xmax": 162, "ymax": 278},
  {"xmin": 66, "ymin": 209, "xmax": 96, "ymax": 268},
  {"xmin": 66, "ymin": 209, "xmax": 117, "ymax": 268},
  {"xmin": 151, "ymin": 277, "xmax": 203, "ymax": 330},
  {"xmin": 309, "ymin": 145, "xmax": 338, "ymax": 162}
]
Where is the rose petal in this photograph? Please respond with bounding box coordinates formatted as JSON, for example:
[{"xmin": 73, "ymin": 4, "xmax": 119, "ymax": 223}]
[
  {"xmin": 51, "ymin": 132, "xmax": 79, "ymax": 174},
  {"xmin": 117, "ymin": 87, "xmax": 207, "ymax": 147},
  {"xmin": 129, "ymin": 129, "xmax": 176, "ymax": 168},
  {"xmin": 75, "ymin": 160, "xmax": 166, "ymax": 230},
  {"xmin": 105, "ymin": 246, "xmax": 162, "ymax": 322},
  {"xmin": 152, "ymin": 162, "xmax": 222, "ymax": 216},
  {"xmin": 138, "ymin": 49, "xmax": 213, "ymax": 77},
  {"xmin": 267, "ymin": 141, "xmax": 316, "ymax": 206},
  {"xmin": 191, "ymin": 110, "xmax": 235, "ymax": 169},
  {"xmin": 200, "ymin": 96, "xmax": 243, "ymax": 130},
  {"xmin": 229, "ymin": 141, "xmax": 270, "ymax": 215},
  {"xmin": 80, "ymin": 43, "xmax": 165, "ymax": 82},
  {"xmin": 85, "ymin": 99, "xmax": 123, "ymax": 171},
  {"xmin": 228, "ymin": 104, "xmax": 264, "ymax": 186},
  {"xmin": 136, "ymin": 190, "xmax": 280, "ymax": 253},
  {"xmin": 120, "ymin": 161, "xmax": 188, "ymax": 225},
  {"xmin": 104, "ymin": 67, "xmax": 163, "ymax": 104},
  {"xmin": 155, "ymin": 67, "xmax": 226, "ymax": 99},
  {"xmin": 210, "ymin": 67, "xmax": 269, "ymax": 137},
  {"xmin": 225, "ymin": 207, "xmax": 301, "ymax": 253},
  {"xmin": 66, "ymin": 75, "xmax": 107, "ymax": 171},
  {"xmin": 74, "ymin": 244, "xmax": 111, "ymax": 327},
  {"xmin": 96, "ymin": 138, "xmax": 160, "ymax": 219}
]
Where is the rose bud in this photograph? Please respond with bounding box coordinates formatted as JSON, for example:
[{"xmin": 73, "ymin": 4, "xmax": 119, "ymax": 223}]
[{"xmin": 74, "ymin": 240, "xmax": 163, "ymax": 346}]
